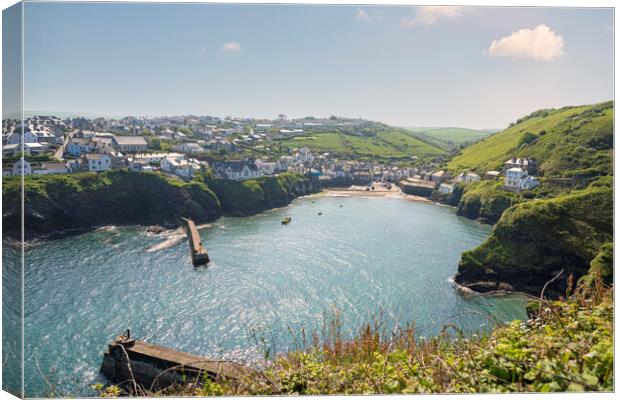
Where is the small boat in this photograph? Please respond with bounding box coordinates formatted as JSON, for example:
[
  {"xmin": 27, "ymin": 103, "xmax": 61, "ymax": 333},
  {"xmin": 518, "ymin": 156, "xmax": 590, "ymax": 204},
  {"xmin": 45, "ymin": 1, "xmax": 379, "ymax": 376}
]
[
  {"xmin": 318, "ymin": 212, "xmax": 322, "ymax": 216},
  {"xmin": 339, "ymin": 205, "xmax": 343, "ymax": 208},
  {"xmin": 281, "ymin": 217, "xmax": 292, "ymax": 225}
]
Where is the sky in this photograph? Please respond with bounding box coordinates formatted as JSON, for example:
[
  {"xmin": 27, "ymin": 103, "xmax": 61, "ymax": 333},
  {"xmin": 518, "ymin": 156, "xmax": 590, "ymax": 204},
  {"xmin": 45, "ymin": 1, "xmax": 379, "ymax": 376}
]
[{"xmin": 7, "ymin": 3, "xmax": 615, "ymax": 129}]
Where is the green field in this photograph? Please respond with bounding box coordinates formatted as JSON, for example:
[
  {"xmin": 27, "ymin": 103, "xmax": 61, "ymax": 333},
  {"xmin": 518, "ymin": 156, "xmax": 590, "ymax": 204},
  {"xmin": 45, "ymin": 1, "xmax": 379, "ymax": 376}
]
[
  {"xmin": 275, "ymin": 130, "xmax": 445, "ymax": 160},
  {"xmin": 448, "ymin": 101, "xmax": 613, "ymax": 178},
  {"xmin": 405, "ymin": 127, "xmax": 494, "ymax": 148}
]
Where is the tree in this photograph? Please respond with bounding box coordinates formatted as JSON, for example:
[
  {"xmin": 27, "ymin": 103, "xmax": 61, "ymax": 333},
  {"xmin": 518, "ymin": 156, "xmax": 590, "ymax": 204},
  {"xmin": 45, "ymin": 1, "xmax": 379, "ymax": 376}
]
[
  {"xmin": 148, "ymin": 137, "xmax": 162, "ymax": 150},
  {"xmin": 518, "ymin": 131, "xmax": 538, "ymax": 147}
]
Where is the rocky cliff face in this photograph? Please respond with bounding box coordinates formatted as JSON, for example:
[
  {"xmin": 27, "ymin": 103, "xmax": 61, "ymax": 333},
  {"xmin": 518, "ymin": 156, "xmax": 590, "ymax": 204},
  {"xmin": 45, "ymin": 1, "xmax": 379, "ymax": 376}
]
[
  {"xmin": 205, "ymin": 172, "xmax": 317, "ymax": 216},
  {"xmin": 3, "ymin": 170, "xmax": 223, "ymax": 240},
  {"xmin": 454, "ymin": 185, "xmax": 612, "ymax": 297},
  {"xmin": 3, "ymin": 171, "xmax": 316, "ymax": 241},
  {"xmin": 430, "ymin": 181, "xmax": 518, "ymax": 225}
]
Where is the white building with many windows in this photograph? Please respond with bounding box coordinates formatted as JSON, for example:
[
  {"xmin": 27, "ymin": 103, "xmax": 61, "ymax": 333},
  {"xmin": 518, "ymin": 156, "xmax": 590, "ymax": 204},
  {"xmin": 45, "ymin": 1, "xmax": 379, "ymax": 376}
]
[
  {"xmin": 67, "ymin": 138, "xmax": 97, "ymax": 156},
  {"xmin": 505, "ymin": 167, "xmax": 539, "ymax": 191},
  {"xmin": 81, "ymin": 153, "xmax": 111, "ymax": 172}
]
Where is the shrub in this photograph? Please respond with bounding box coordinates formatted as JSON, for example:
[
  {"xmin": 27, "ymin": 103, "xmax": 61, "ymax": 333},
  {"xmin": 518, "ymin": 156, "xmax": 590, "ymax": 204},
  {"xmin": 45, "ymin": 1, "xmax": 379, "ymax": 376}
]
[{"xmin": 95, "ymin": 278, "xmax": 613, "ymax": 396}]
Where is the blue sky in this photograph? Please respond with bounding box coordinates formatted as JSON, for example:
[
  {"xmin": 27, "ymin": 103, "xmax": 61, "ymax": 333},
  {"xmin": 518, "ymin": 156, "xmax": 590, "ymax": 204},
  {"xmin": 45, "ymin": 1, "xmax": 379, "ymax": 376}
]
[{"xmin": 16, "ymin": 3, "xmax": 614, "ymax": 129}]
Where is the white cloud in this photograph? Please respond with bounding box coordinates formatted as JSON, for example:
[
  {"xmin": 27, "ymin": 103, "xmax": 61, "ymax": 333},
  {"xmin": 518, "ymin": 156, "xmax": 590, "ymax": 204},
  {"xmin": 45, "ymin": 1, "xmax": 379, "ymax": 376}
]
[
  {"xmin": 221, "ymin": 41, "xmax": 241, "ymax": 53},
  {"xmin": 401, "ymin": 6, "xmax": 464, "ymax": 28},
  {"xmin": 355, "ymin": 8, "xmax": 381, "ymax": 21},
  {"xmin": 356, "ymin": 8, "xmax": 370, "ymax": 20},
  {"xmin": 487, "ymin": 25, "xmax": 565, "ymax": 61}
]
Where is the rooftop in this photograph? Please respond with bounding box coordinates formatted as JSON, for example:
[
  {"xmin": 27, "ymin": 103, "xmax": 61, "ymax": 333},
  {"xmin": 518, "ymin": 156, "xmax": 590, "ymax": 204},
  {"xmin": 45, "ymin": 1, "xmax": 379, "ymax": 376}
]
[
  {"xmin": 113, "ymin": 136, "xmax": 147, "ymax": 145},
  {"xmin": 41, "ymin": 162, "xmax": 67, "ymax": 170},
  {"xmin": 84, "ymin": 153, "xmax": 108, "ymax": 160}
]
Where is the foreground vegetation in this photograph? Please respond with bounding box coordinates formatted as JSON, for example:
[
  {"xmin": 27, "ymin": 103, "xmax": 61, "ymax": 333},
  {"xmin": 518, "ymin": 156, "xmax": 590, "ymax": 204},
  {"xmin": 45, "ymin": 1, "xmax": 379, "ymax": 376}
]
[{"xmin": 97, "ymin": 277, "xmax": 613, "ymax": 396}]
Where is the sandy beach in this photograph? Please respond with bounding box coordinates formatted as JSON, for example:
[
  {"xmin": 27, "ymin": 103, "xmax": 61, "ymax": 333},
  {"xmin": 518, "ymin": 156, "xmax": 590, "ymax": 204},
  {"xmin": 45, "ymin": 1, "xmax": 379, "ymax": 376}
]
[{"xmin": 323, "ymin": 183, "xmax": 433, "ymax": 204}]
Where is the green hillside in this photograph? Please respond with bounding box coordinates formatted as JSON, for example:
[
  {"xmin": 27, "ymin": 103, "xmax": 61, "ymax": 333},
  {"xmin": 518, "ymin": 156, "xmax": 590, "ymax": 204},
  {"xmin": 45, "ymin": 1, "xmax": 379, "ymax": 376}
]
[
  {"xmin": 406, "ymin": 126, "xmax": 493, "ymax": 147},
  {"xmin": 448, "ymin": 101, "xmax": 613, "ymax": 177},
  {"xmin": 275, "ymin": 129, "xmax": 445, "ymax": 160},
  {"xmin": 445, "ymin": 101, "xmax": 614, "ymax": 296},
  {"xmin": 455, "ymin": 182, "xmax": 613, "ymax": 296}
]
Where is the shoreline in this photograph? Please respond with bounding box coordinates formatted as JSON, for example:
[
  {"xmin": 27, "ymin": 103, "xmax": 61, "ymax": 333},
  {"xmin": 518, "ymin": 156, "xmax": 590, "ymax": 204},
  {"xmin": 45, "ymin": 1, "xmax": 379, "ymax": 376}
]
[
  {"xmin": 323, "ymin": 183, "xmax": 433, "ymax": 204},
  {"xmin": 448, "ymin": 276, "xmax": 529, "ymax": 299},
  {"xmin": 9, "ymin": 185, "xmax": 453, "ymax": 244}
]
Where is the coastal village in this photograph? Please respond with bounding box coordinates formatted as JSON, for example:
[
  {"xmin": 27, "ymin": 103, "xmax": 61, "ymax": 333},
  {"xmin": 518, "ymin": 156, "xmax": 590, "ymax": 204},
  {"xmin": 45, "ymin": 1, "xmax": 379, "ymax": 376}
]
[{"xmin": 2, "ymin": 114, "xmax": 539, "ymax": 195}]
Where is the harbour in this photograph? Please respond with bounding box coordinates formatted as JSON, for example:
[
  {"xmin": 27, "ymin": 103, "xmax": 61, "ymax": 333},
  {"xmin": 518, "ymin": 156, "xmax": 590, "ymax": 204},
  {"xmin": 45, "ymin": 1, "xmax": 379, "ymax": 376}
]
[{"xmin": 8, "ymin": 195, "xmax": 527, "ymax": 396}]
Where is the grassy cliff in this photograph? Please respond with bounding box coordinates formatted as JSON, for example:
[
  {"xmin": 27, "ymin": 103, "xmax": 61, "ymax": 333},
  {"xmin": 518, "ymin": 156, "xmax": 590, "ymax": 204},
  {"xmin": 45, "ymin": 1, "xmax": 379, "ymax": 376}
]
[
  {"xmin": 2, "ymin": 171, "xmax": 315, "ymax": 240},
  {"xmin": 446, "ymin": 101, "xmax": 614, "ymax": 296},
  {"xmin": 203, "ymin": 172, "xmax": 316, "ymax": 216},
  {"xmin": 2, "ymin": 170, "xmax": 222, "ymax": 240},
  {"xmin": 448, "ymin": 101, "xmax": 613, "ymax": 178},
  {"xmin": 442, "ymin": 101, "xmax": 613, "ymax": 224},
  {"xmin": 454, "ymin": 181, "xmax": 522, "ymax": 224},
  {"xmin": 454, "ymin": 183, "xmax": 613, "ymax": 296}
]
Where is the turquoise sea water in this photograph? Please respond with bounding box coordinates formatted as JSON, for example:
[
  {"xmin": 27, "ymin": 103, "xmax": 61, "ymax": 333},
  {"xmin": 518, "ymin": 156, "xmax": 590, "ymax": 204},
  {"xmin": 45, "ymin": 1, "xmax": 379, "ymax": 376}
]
[{"xmin": 4, "ymin": 195, "xmax": 527, "ymax": 396}]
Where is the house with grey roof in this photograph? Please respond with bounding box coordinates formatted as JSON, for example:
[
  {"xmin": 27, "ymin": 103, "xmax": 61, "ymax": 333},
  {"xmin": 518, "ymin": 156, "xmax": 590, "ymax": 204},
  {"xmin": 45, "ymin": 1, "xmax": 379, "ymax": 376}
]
[
  {"xmin": 80, "ymin": 153, "xmax": 111, "ymax": 172},
  {"xmin": 112, "ymin": 136, "xmax": 148, "ymax": 153}
]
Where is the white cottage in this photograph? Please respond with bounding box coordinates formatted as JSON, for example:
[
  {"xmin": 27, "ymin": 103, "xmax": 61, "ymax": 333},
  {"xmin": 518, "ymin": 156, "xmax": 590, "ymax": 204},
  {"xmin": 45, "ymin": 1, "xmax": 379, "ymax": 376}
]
[
  {"xmin": 505, "ymin": 167, "xmax": 539, "ymax": 191},
  {"xmin": 455, "ymin": 171, "xmax": 481, "ymax": 184},
  {"xmin": 81, "ymin": 153, "xmax": 111, "ymax": 172},
  {"xmin": 12, "ymin": 158, "xmax": 32, "ymax": 176},
  {"xmin": 438, "ymin": 183, "xmax": 455, "ymax": 194}
]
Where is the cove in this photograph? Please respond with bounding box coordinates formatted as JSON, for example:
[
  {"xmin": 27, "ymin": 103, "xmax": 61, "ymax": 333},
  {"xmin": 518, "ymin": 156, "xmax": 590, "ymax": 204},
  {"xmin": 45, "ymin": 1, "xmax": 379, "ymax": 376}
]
[{"xmin": 4, "ymin": 195, "xmax": 527, "ymax": 397}]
